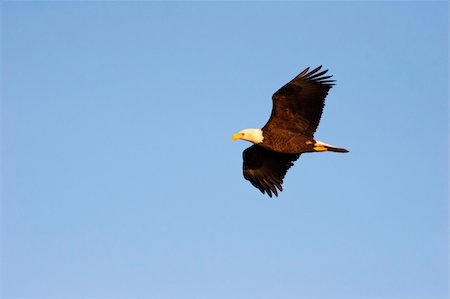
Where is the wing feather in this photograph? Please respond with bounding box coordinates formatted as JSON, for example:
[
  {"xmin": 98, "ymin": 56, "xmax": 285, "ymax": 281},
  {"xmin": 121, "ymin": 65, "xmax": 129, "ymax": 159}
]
[
  {"xmin": 263, "ymin": 66, "xmax": 335, "ymax": 137},
  {"xmin": 242, "ymin": 145, "xmax": 300, "ymax": 197}
]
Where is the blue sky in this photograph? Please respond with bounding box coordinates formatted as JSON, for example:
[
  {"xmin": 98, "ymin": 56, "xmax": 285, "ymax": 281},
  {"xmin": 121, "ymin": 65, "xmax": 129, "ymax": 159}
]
[{"xmin": 1, "ymin": 2, "xmax": 448, "ymax": 299}]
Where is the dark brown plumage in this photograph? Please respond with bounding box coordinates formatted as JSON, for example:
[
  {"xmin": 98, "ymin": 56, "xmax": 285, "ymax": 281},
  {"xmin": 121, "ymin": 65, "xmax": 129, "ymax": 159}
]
[
  {"xmin": 232, "ymin": 66, "xmax": 348, "ymax": 197},
  {"xmin": 243, "ymin": 145, "xmax": 299, "ymax": 197}
]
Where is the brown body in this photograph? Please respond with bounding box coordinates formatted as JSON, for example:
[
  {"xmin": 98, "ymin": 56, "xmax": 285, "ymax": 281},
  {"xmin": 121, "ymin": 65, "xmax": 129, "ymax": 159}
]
[{"xmin": 259, "ymin": 130, "xmax": 314, "ymax": 154}]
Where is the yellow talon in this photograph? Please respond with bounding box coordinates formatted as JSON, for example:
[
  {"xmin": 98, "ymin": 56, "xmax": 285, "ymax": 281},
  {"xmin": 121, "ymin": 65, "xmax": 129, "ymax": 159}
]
[{"xmin": 314, "ymin": 145, "xmax": 328, "ymax": 152}]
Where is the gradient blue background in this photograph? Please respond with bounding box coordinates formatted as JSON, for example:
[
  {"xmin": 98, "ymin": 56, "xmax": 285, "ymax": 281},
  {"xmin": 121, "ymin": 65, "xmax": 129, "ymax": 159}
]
[{"xmin": 1, "ymin": 2, "xmax": 448, "ymax": 299}]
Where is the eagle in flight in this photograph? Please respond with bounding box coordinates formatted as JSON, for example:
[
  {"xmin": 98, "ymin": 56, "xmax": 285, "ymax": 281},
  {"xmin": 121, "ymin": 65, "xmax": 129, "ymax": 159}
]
[{"xmin": 232, "ymin": 66, "xmax": 348, "ymax": 197}]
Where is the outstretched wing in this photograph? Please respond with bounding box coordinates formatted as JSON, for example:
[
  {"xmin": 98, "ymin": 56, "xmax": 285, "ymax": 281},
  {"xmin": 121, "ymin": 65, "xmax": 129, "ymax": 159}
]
[
  {"xmin": 263, "ymin": 66, "xmax": 335, "ymax": 138},
  {"xmin": 242, "ymin": 145, "xmax": 300, "ymax": 197}
]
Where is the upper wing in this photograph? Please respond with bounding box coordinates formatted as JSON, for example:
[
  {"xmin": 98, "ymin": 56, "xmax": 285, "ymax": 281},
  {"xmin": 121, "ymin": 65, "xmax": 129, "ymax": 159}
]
[
  {"xmin": 243, "ymin": 145, "xmax": 300, "ymax": 197},
  {"xmin": 263, "ymin": 66, "xmax": 335, "ymax": 138}
]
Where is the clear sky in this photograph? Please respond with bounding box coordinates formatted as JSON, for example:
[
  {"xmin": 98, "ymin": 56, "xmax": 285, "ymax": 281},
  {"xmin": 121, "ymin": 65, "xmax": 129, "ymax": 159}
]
[{"xmin": 1, "ymin": 2, "xmax": 448, "ymax": 299}]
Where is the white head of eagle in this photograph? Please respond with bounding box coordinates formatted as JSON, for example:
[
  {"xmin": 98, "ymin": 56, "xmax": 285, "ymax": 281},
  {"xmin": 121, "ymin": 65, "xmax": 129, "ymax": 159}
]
[{"xmin": 232, "ymin": 129, "xmax": 264, "ymax": 144}]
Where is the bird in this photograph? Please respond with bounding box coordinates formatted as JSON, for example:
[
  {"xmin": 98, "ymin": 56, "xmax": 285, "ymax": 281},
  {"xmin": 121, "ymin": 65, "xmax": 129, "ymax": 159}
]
[{"xmin": 232, "ymin": 66, "xmax": 348, "ymax": 197}]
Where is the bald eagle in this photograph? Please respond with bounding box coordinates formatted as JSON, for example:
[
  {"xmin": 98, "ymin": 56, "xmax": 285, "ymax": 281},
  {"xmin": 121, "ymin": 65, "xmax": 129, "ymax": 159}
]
[{"xmin": 232, "ymin": 66, "xmax": 348, "ymax": 197}]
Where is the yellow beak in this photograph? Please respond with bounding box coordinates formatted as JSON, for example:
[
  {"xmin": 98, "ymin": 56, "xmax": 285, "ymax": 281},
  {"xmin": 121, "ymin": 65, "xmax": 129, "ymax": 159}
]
[{"xmin": 232, "ymin": 133, "xmax": 241, "ymax": 141}]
